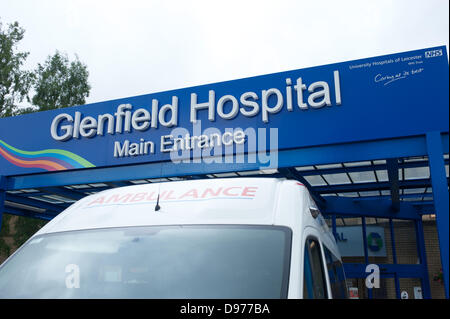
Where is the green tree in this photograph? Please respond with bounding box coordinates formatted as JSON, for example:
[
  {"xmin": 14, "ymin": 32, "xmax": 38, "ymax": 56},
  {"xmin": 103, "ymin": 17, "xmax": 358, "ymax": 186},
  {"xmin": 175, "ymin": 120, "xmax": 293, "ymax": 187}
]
[
  {"xmin": 1, "ymin": 20, "xmax": 89, "ymax": 260},
  {"xmin": 32, "ymin": 51, "xmax": 90, "ymax": 111},
  {"xmin": 0, "ymin": 20, "xmax": 35, "ymax": 118}
]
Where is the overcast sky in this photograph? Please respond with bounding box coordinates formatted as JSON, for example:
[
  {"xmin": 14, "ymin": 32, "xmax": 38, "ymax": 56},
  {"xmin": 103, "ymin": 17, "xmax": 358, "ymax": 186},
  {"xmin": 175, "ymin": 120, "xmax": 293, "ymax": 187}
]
[{"xmin": 1, "ymin": 0, "xmax": 449, "ymax": 106}]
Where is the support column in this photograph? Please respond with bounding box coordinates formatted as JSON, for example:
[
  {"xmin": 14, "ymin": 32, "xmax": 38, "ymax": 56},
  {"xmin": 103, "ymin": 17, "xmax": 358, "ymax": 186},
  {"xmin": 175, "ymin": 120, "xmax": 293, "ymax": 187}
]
[
  {"xmin": 415, "ymin": 219, "xmax": 431, "ymax": 299},
  {"xmin": 361, "ymin": 217, "xmax": 373, "ymax": 299},
  {"xmin": 389, "ymin": 219, "xmax": 401, "ymax": 299},
  {"xmin": 386, "ymin": 158, "xmax": 400, "ymax": 212},
  {"xmin": 426, "ymin": 132, "xmax": 449, "ymax": 299}
]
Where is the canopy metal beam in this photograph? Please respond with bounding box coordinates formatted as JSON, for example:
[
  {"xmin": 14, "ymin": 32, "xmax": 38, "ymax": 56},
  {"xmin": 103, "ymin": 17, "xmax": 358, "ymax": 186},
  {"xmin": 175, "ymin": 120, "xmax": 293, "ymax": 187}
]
[{"xmin": 386, "ymin": 158, "xmax": 400, "ymax": 211}]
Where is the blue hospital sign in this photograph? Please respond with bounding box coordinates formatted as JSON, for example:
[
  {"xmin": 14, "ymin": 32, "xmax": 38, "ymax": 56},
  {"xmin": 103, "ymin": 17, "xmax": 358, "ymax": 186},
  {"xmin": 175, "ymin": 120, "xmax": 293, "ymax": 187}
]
[{"xmin": 0, "ymin": 46, "xmax": 448, "ymax": 176}]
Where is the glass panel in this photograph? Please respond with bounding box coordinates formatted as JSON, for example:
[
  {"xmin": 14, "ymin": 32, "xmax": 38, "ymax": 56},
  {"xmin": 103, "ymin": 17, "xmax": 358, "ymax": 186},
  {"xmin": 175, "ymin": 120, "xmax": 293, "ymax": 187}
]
[
  {"xmin": 42, "ymin": 195, "xmax": 76, "ymax": 203},
  {"xmin": 404, "ymin": 167, "xmax": 430, "ymax": 180},
  {"xmin": 337, "ymin": 217, "xmax": 365, "ymax": 264},
  {"xmin": 359, "ymin": 191, "xmax": 380, "ymax": 197},
  {"xmin": 399, "ymin": 278, "xmax": 423, "ymax": 299},
  {"xmin": 315, "ymin": 164, "xmax": 342, "ymax": 169},
  {"xmin": 373, "ymin": 278, "xmax": 396, "ymax": 299},
  {"xmin": 304, "ymin": 175, "xmax": 327, "ymax": 186},
  {"xmin": 259, "ymin": 169, "xmax": 278, "ymax": 174},
  {"xmin": 393, "ymin": 220, "xmax": 418, "ymax": 264},
  {"xmin": 323, "ymin": 246, "xmax": 348, "ymax": 299},
  {"xmin": 322, "ymin": 173, "xmax": 351, "ymax": 185},
  {"xmin": 403, "ymin": 156, "xmax": 427, "ymax": 162},
  {"xmin": 0, "ymin": 225, "xmax": 291, "ymax": 299},
  {"xmin": 338, "ymin": 192, "xmax": 359, "ymax": 197},
  {"xmin": 375, "ymin": 170, "xmax": 389, "ymax": 182},
  {"xmin": 295, "ymin": 166, "xmax": 315, "ymax": 171},
  {"xmin": 168, "ymin": 177, "xmax": 183, "ymax": 181},
  {"xmin": 21, "ymin": 189, "xmax": 40, "ymax": 193},
  {"xmin": 148, "ymin": 178, "xmax": 170, "ymax": 182},
  {"xmin": 236, "ymin": 170, "xmax": 259, "ymax": 176},
  {"xmin": 402, "ymin": 197, "xmax": 422, "ymax": 202},
  {"xmin": 367, "ymin": 218, "xmax": 391, "ymax": 265},
  {"xmin": 4, "ymin": 201, "xmax": 46, "ymax": 213},
  {"xmin": 88, "ymin": 183, "xmax": 108, "ymax": 188},
  {"xmin": 306, "ymin": 239, "xmax": 327, "ymax": 299},
  {"xmin": 342, "ymin": 217, "xmax": 362, "ymax": 226},
  {"xmin": 403, "ymin": 188, "xmax": 426, "ymax": 194},
  {"xmin": 347, "ymin": 278, "xmax": 398, "ymax": 299},
  {"xmin": 6, "ymin": 191, "xmax": 23, "ymax": 194},
  {"xmin": 349, "ymin": 171, "xmax": 376, "ymax": 183},
  {"xmin": 70, "ymin": 184, "xmax": 91, "ymax": 189},
  {"xmin": 343, "ymin": 161, "xmax": 371, "ymax": 167},
  {"xmin": 29, "ymin": 196, "xmax": 63, "ymax": 204},
  {"xmin": 212, "ymin": 172, "xmax": 237, "ymax": 178},
  {"xmin": 129, "ymin": 180, "xmax": 148, "ymax": 184},
  {"xmin": 303, "ymin": 242, "xmax": 314, "ymax": 299}
]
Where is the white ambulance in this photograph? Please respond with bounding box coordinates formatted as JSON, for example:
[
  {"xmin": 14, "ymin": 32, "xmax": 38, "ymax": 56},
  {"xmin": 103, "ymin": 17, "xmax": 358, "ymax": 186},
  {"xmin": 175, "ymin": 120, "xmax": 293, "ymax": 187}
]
[{"xmin": 0, "ymin": 178, "xmax": 348, "ymax": 298}]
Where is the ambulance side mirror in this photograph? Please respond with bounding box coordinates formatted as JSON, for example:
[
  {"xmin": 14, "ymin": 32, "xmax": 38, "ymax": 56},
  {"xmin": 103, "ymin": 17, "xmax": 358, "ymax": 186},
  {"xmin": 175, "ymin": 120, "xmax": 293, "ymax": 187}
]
[{"xmin": 309, "ymin": 207, "xmax": 320, "ymax": 219}]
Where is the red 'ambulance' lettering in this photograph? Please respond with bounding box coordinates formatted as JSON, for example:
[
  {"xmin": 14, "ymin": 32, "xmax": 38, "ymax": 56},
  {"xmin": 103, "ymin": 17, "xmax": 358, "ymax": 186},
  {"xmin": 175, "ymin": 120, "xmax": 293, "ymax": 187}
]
[
  {"xmin": 130, "ymin": 193, "xmax": 147, "ymax": 202},
  {"xmin": 88, "ymin": 196, "xmax": 105, "ymax": 206},
  {"xmin": 241, "ymin": 186, "xmax": 257, "ymax": 197},
  {"xmin": 146, "ymin": 192, "xmax": 157, "ymax": 201},
  {"xmin": 87, "ymin": 185, "xmax": 260, "ymax": 206},
  {"xmin": 201, "ymin": 187, "xmax": 223, "ymax": 198},
  {"xmin": 165, "ymin": 190, "xmax": 177, "ymax": 200},
  {"xmin": 179, "ymin": 189, "xmax": 199, "ymax": 199},
  {"xmin": 105, "ymin": 194, "xmax": 133, "ymax": 204},
  {"xmin": 223, "ymin": 187, "xmax": 240, "ymax": 196}
]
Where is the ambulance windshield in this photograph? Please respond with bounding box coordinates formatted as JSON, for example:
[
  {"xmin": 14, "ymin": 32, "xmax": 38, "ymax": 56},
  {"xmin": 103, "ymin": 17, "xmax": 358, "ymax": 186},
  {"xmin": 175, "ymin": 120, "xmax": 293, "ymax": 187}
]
[{"xmin": 0, "ymin": 225, "xmax": 291, "ymax": 298}]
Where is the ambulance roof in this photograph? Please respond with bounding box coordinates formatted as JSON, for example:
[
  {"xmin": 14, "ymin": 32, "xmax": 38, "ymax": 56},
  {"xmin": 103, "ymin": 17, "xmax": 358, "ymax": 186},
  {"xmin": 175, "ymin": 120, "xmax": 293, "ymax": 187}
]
[{"xmin": 35, "ymin": 178, "xmax": 308, "ymax": 235}]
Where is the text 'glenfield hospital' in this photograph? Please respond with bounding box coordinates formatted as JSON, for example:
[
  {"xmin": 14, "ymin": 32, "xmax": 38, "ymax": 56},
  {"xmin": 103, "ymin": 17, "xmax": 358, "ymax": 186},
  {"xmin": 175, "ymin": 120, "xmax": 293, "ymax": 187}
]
[{"xmin": 50, "ymin": 71, "xmax": 342, "ymax": 141}]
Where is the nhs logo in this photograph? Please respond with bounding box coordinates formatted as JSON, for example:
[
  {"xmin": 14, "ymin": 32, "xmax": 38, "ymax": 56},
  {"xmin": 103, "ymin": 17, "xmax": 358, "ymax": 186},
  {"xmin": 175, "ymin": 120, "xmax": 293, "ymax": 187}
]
[{"xmin": 425, "ymin": 49, "xmax": 443, "ymax": 58}]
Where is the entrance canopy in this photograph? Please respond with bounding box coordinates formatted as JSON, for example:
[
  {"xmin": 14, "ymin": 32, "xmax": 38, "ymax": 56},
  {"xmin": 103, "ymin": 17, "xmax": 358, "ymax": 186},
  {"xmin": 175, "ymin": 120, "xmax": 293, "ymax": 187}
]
[{"xmin": 0, "ymin": 46, "xmax": 448, "ymax": 297}]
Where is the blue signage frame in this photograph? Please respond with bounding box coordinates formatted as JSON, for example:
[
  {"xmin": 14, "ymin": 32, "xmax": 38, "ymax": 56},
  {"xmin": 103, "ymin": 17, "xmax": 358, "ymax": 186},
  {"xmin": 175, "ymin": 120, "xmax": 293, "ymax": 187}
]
[
  {"xmin": 0, "ymin": 46, "xmax": 448, "ymax": 298},
  {"xmin": 0, "ymin": 46, "xmax": 448, "ymax": 176}
]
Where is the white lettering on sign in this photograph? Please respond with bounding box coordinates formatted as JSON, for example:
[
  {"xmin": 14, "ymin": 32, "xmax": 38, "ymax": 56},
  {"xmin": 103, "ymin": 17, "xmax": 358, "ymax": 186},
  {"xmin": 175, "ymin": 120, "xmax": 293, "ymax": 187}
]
[
  {"xmin": 424, "ymin": 49, "xmax": 442, "ymax": 58},
  {"xmin": 113, "ymin": 138, "xmax": 155, "ymax": 157},
  {"xmin": 50, "ymin": 71, "xmax": 342, "ymax": 141},
  {"xmin": 159, "ymin": 130, "xmax": 245, "ymax": 153},
  {"xmin": 51, "ymin": 97, "xmax": 179, "ymax": 141}
]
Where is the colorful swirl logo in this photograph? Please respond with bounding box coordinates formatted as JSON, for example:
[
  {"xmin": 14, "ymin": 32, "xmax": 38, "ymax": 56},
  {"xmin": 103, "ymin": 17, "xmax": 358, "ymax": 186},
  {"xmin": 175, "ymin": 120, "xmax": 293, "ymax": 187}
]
[{"xmin": 0, "ymin": 140, "xmax": 95, "ymax": 171}]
